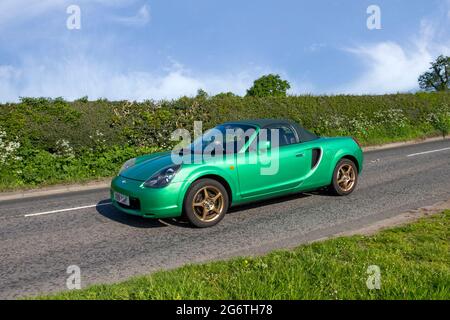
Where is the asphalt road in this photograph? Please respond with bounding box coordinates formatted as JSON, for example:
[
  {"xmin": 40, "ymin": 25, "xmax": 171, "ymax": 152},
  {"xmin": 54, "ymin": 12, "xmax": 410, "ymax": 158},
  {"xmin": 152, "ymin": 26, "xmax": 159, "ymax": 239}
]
[{"xmin": 1, "ymin": 139, "xmax": 449, "ymax": 299}]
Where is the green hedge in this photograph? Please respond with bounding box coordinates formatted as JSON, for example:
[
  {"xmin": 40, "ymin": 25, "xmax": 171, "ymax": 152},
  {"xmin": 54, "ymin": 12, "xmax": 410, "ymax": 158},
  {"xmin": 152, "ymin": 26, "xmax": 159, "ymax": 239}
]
[{"xmin": 0, "ymin": 92, "xmax": 449, "ymax": 190}]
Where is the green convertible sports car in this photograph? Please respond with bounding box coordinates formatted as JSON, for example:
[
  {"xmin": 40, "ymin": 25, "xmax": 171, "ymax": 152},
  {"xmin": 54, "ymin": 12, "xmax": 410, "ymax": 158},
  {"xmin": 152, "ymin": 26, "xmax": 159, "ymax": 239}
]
[{"xmin": 111, "ymin": 119, "xmax": 363, "ymax": 227}]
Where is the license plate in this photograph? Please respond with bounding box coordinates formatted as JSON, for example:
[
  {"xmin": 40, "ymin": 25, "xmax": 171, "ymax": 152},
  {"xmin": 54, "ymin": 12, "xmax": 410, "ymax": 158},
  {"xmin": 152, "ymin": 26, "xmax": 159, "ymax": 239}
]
[{"xmin": 114, "ymin": 192, "xmax": 130, "ymax": 206}]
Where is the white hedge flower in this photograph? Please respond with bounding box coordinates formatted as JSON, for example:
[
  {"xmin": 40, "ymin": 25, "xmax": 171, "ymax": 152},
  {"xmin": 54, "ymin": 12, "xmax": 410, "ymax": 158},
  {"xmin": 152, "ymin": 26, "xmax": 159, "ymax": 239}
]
[
  {"xmin": 0, "ymin": 128, "xmax": 21, "ymax": 165},
  {"xmin": 55, "ymin": 139, "xmax": 75, "ymax": 158}
]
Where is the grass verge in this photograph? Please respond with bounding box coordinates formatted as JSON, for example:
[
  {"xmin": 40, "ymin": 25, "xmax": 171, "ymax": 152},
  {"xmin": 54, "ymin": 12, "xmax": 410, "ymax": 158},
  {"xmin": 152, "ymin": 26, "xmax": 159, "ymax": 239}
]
[{"xmin": 41, "ymin": 211, "xmax": 450, "ymax": 300}]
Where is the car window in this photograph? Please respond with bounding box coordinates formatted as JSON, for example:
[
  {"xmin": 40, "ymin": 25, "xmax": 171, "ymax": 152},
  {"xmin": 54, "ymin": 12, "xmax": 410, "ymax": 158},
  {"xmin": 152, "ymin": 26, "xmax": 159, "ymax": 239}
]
[
  {"xmin": 263, "ymin": 124, "xmax": 298, "ymax": 147},
  {"xmin": 190, "ymin": 124, "xmax": 256, "ymax": 154}
]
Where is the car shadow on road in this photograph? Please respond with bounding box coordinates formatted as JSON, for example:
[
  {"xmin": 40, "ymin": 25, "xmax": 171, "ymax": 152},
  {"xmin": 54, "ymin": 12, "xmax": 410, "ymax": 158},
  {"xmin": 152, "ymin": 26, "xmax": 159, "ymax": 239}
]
[
  {"xmin": 226, "ymin": 191, "xmax": 313, "ymax": 215},
  {"xmin": 96, "ymin": 188, "xmax": 331, "ymax": 228},
  {"xmin": 95, "ymin": 199, "xmax": 168, "ymax": 228}
]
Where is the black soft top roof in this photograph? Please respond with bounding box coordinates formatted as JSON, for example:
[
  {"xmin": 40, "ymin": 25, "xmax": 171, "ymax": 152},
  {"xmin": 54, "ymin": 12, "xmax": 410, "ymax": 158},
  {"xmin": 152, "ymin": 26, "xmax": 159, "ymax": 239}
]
[{"xmin": 223, "ymin": 119, "xmax": 319, "ymax": 142}]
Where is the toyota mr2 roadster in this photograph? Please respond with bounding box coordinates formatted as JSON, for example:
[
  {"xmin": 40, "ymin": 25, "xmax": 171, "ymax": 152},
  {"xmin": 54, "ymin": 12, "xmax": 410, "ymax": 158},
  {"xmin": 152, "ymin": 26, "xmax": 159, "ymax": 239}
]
[{"xmin": 111, "ymin": 119, "xmax": 363, "ymax": 227}]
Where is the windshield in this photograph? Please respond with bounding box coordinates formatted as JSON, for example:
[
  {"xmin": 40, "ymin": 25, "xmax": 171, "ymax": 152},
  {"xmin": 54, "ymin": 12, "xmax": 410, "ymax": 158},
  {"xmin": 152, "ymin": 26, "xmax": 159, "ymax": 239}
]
[{"xmin": 189, "ymin": 124, "xmax": 256, "ymax": 154}]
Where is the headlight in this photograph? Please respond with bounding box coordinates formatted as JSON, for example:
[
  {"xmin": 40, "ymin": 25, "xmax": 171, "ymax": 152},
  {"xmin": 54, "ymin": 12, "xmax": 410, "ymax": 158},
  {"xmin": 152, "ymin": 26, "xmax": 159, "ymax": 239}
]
[
  {"xmin": 119, "ymin": 158, "xmax": 136, "ymax": 174},
  {"xmin": 143, "ymin": 165, "xmax": 181, "ymax": 188}
]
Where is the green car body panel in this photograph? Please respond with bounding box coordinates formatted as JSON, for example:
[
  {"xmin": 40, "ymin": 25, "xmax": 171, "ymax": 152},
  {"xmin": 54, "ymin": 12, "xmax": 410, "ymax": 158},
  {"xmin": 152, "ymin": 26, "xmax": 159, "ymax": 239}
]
[{"xmin": 110, "ymin": 119, "xmax": 363, "ymax": 219}]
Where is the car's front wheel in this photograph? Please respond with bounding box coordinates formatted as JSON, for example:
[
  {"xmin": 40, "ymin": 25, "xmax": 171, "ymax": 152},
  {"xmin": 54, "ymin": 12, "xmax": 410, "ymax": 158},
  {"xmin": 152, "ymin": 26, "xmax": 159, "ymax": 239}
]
[
  {"xmin": 183, "ymin": 179, "xmax": 229, "ymax": 228},
  {"xmin": 329, "ymin": 158, "xmax": 358, "ymax": 196}
]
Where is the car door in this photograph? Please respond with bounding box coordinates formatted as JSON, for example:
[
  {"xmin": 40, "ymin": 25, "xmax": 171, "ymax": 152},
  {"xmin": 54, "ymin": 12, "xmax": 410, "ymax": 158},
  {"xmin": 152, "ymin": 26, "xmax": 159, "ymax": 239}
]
[{"xmin": 236, "ymin": 124, "xmax": 311, "ymax": 198}]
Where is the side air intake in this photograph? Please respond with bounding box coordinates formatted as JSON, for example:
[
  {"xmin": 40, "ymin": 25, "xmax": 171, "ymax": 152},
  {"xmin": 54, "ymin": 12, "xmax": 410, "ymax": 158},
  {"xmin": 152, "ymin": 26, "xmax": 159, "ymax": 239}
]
[{"xmin": 312, "ymin": 148, "xmax": 321, "ymax": 169}]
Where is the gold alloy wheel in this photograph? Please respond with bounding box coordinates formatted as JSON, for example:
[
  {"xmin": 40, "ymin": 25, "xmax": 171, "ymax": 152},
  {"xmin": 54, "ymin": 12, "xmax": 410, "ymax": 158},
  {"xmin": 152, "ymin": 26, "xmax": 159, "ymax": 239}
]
[
  {"xmin": 192, "ymin": 186, "xmax": 225, "ymax": 222},
  {"xmin": 337, "ymin": 163, "xmax": 356, "ymax": 192}
]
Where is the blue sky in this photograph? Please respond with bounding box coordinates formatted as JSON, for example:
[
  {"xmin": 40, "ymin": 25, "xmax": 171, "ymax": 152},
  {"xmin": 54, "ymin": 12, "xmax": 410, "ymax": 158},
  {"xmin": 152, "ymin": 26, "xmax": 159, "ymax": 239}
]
[{"xmin": 0, "ymin": 0, "xmax": 449, "ymax": 102}]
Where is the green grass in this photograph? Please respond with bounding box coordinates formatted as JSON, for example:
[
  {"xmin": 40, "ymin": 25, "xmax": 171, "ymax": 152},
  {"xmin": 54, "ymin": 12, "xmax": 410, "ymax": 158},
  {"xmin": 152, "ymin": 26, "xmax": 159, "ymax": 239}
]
[{"xmin": 41, "ymin": 211, "xmax": 450, "ymax": 300}]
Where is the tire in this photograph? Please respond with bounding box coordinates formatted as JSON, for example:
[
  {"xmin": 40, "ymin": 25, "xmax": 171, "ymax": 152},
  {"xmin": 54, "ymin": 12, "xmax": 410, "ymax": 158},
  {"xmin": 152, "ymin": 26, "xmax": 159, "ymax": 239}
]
[
  {"xmin": 329, "ymin": 158, "xmax": 358, "ymax": 196},
  {"xmin": 183, "ymin": 178, "xmax": 229, "ymax": 228}
]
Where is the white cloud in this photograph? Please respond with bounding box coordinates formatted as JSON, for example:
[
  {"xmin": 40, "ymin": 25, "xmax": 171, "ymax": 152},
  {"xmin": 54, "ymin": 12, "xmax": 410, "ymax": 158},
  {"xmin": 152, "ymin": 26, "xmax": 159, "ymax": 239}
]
[
  {"xmin": 340, "ymin": 19, "xmax": 450, "ymax": 94},
  {"xmin": 0, "ymin": 57, "xmax": 279, "ymax": 102},
  {"xmin": 341, "ymin": 42, "xmax": 431, "ymax": 94},
  {"xmin": 0, "ymin": 0, "xmax": 144, "ymax": 29},
  {"xmin": 0, "ymin": 66, "xmax": 22, "ymax": 102},
  {"xmin": 305, "ymin": 43, "xmax": 326, "ymax": 53},
  {"xmin": 0, "ymin": 0, "xmax": 61, "ymax": 28},
  {"xmin": 112, "ymin": 4, "xmax": 150, "ymax": 27}
]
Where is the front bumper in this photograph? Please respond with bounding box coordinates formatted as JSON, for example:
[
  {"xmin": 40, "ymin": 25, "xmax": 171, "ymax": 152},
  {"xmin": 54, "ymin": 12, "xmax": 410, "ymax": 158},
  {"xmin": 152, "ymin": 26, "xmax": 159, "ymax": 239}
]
[{"xmin": 110, "ymin": 175, "xmax": 184, "ymax": 218}]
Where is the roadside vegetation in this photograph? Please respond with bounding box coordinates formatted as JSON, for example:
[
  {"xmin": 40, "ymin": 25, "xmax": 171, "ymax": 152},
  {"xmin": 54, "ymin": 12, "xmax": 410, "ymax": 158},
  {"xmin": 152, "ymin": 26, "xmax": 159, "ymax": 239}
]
[
  {"xmin": 41, "ymin": 210, "xmax": 450, "ymax": 300},
  {"xmin": 0, "ymin": 92, "xmax": 449, "ymax": 191}
]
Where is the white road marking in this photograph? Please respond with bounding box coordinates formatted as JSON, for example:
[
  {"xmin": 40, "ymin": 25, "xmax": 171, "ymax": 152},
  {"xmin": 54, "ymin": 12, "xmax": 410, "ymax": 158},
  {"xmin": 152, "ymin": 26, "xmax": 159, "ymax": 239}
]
[
  {"xmin": 24, "ymin": 202, "xmax": 112, "ymax": 217},
  {"xmin": 407, "ymin": 147, "xmax": 450, "ymax": 157}
]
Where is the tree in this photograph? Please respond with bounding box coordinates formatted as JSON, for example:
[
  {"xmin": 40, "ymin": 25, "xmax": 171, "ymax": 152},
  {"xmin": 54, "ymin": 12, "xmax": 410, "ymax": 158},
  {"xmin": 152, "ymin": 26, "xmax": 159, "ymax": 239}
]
[
  {"xmin": 196, "ymin": 89, "xmax": 209, "ymax": 99},
  {"xmin": 246, "ymin": 74, "xmax": 291, "ymax": 97},
  {"xmin": 214, "ymin": 92, "xmax": 238, "ymax": 98},
  {"xmin": 418, "ymin": 55, "xmax": 450, "ymax": 91}
]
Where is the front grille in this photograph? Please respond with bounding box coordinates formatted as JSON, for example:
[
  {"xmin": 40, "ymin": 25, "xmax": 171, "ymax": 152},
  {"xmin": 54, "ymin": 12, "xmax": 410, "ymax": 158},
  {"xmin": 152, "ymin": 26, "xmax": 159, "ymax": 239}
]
[{"xmin": 118, "ymin": 197, "xmax": 141, "ymax": 210}]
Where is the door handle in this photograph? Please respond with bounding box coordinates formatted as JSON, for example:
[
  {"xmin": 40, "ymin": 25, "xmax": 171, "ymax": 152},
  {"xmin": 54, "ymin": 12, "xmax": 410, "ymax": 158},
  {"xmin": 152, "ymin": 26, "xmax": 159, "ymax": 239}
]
[{"xmin": 296, "ymin": 153, "xmax": 304, "ymax": 157}]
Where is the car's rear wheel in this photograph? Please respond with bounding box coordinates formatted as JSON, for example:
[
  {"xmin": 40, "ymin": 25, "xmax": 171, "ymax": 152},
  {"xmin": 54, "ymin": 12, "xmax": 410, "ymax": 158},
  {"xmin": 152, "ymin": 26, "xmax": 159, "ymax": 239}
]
[
  {"xmin": 329, "ymin": 159, "xmax": 358, "ymax": 196},
  {"xmin": 183, "ymin": 179, "xmax": 229, "ymax": 228}
]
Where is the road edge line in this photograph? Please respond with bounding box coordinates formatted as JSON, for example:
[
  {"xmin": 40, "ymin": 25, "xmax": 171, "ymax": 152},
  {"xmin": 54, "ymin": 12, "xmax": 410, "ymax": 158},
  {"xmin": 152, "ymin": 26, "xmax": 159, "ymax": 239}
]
[
  {"xmin": 0, "ymin": 180, "xmax": 111, "ymax": 202},
  {"xmin": 362, "ymin": 135, "xmax": 449, "ymax": 152}
]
